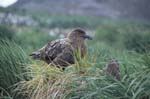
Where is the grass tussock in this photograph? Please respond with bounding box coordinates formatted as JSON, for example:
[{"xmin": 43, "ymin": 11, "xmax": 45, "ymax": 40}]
[
  {"xmin": 14, "ymin": 63, "xmax": 77, "ymax": 99},
  {"xmin": 14, "ymin": 51, "xmax": 99, "ymax": 99},
  {"xmin": 0, "ymin": 40, "xmax": 28, "ymax": 98}
]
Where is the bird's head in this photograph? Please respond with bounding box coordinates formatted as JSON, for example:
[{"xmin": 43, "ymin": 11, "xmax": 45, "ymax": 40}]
[
  {"xmin": 29, "ymin": 51, "xmax": 41, "ymax": 60},
  {"xmin": 67, "ymin": 29, "xmax": 92, "ymax": 42}
]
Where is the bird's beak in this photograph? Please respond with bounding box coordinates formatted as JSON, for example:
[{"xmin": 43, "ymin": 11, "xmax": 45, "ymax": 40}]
[
  {"xmin": 29, "ymin": 51, "xmax": 40, "ymax": 59},
  {"xmin": 82, "ymin": 35, "xmax": 92, "ymax": 40}
]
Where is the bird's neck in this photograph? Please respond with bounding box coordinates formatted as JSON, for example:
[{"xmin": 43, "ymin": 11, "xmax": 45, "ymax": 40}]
[
  {"xmin": 69, "ymin": 39, "xmax": 86, "ymax": 58},
  {"xmin": 70, "ymin": 38, "xmax": 85, "ymax": 47}
]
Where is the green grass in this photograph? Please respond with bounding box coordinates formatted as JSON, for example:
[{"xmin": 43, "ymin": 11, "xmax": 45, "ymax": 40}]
[
  {"xmin": 0, "ymin": 40, "xmax": 29, "ymax": 98},
  {"xmin": 94, "ymin": 22, "xmax": 150, "ymax": 53},
  {"xmin": 12, "ymin": 43, "xmax": 150, "ymax": 99},
  {"xmin": 35, "ymin": 14, "xmax": 104, "ymax": 29},
  {"xmin": 63, "ymin": 45, "xmax": 150, "ymax": 99},
  {"xmin": 0, "ymin": 25, "xmax": 15, "ymax": 40},
  {"xmin": 14, "ymin": 27, "xmax": 56, "ymax": 54},
  {"xmin": 0, "ymin": 19, "xmax": 150, "ymax": 99}
]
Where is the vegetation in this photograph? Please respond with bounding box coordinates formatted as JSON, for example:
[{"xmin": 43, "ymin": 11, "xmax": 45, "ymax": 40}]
[
  {"xmin": 0, "ymin": 40, "xmax": 28, "ymax": 98},
  {"xmin": 33, "ymin": 14, "xmax": 104, "ymax": 29},
  {"xmin": 0, "ymin": 25, "xmax": 15, "ymax": 40},
  {"xmin": 14, "ymin": 27, "xmax": 56, "ymax": 53},
  {"xmin": 0, "ymin": 17, "xmax": 150, "ymax": 99},
  {"xmin": 95, "ymin": 22, "xmax": 150, "ymax": 53}
]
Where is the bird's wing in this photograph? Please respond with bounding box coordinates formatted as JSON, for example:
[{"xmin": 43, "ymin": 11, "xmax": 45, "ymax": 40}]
[
  {"xmin": 39, "ymin": 38, "xmax": 73, "ymax": 63},
  {"xmin": 51, "ymin": 46, "xmax": 75, "ymax": 67}
]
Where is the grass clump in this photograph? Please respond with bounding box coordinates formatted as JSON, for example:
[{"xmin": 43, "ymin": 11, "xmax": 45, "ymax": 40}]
[
  {"xmin": 14, "ymin": 50, "xmax": 98, "ymax": 99},
  {"xmin": 0, "ymin": 40, "xmax": 28, "ymax": 98},
  {"xmin": 14, "ymin": 63, "xmax": 75, "ymax": 99}
]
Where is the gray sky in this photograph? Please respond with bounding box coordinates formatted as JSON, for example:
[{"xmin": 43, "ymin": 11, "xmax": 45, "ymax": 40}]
[{"xmin": 0, "ymin": 0, "xmax": 18, "ymax": 7}]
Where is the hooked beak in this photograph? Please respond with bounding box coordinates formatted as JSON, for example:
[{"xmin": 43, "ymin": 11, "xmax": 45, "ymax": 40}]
[
  {"xmin": 82, "ymin": 35, "xmax": 93, "ymax": 40},
  {"xmin": 29, "ymin": 51, "xmax": 40, "ymax": 59}
]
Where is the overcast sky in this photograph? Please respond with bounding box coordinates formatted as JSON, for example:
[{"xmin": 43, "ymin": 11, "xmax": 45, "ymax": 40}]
[{"xmin": 0, "ymin": 0, "xmax": 18, "ymax": 8}]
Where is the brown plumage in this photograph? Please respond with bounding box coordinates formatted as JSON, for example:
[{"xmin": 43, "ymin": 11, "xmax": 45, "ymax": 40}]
[
  {"xmin": 105, "ymin": 59, "xmax": 121, "ymax": 80},
  {"xmin": 30, "ymin": 29, "xmax": 92, "ymax": 68}
]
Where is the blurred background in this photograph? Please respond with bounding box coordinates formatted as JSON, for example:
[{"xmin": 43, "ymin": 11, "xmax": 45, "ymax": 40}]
[{"xmin": 0, "ymin": 0, "xmax": 150, "ymax": 54}]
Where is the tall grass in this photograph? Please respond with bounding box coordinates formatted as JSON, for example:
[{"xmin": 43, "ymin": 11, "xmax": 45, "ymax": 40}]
[
  {"xmin": 65, "ymin": 70, "xmax": 150, "ymax": 99},
  {"xmin": 13, "ymin": 49, "xmax": 98, "ymax": 99},
  {"xmin": 14, "ymin": 64, "xmax": 74, "ymax": 99},
  {"xmin": 2, "ymin": 38, "xmax": 150, "ymax": 99},
  {"xmin": 0, "ymin": 40, "xmax": 28, "ymax": 98},
  {"xmin": 64, "ymin": 46, "xmax": 150, "ymax": 99}
]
